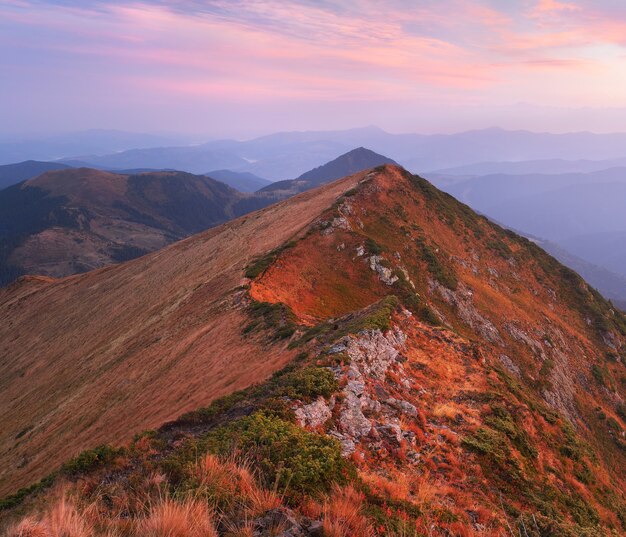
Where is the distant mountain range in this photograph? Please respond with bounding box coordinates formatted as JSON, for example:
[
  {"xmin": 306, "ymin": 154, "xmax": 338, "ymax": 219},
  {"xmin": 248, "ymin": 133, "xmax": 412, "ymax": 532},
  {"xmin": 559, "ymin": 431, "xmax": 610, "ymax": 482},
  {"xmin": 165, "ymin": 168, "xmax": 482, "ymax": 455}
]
[
  {"xmin": 0, "ymin": 130, "xmax": 187, "ymax": 165},
  {"xmin": 6, "ymin": 126, "xmax": 626, "ymax": 181},
  {"xmin": 428, "ymin": 157, "xmax": 626, "ymax": 178},
  {"xmin": 433, "ymin": 167, "xmax": 626, "ymax": 285},
  {"xmin": 533, "ymin": 238, "xmax": 626, "ymax": 305},
  {"xmin": 1, "ymin": 144, "xmax": 625, "ymax": 307}
]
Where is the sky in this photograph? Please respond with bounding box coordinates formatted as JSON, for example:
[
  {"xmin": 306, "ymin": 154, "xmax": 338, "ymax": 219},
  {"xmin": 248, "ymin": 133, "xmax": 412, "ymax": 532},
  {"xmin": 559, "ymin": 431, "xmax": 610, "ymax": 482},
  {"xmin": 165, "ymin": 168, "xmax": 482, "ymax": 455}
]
[{"xmin": 2, "ymin": 0, "xmax": 626, "ymax": 139}]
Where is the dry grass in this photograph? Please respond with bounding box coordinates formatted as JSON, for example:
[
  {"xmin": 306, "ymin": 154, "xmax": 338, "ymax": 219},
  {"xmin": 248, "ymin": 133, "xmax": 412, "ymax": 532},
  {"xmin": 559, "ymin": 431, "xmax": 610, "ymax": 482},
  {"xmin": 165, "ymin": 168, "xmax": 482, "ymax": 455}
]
[
  {"xmin": 6, "ymin": 518, "xmax": 50, "ymax": 537},
  {"xmin": 322, "ymin": 484, "xmax": 373, "ymax": 537},
  {"xmin": 7, "ymin": 498, "xmax": 90, "ymax": 537},
  {"xmin": 138, "ymin": 498, "xmax": 217, "ymax": 537},
  {"xmin": 192, "ymin": 453, "xmax": 282, "ymax": 516},
  {"xmin": 0, "ymin": 167, "xmax": 364, "ymax": 497},
  {"xmin": 360, "ymin": 470, "xmax": 411, "ymax": 502},
  {"xmin": 7, "ymin": 492, "xmax": 219, "ymax": 537},
  {"xmin": 432, "ymin": 402, "xmax": 459, "ymax": 420}
]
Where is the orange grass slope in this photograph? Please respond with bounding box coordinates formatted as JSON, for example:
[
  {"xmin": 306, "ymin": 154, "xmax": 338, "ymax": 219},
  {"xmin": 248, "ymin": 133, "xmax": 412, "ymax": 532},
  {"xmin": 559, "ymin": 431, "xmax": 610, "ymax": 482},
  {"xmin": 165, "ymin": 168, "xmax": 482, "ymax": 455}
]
[
  {"xmin": 0, "ymin": 171, "xmax": 365, "ymax": 496},
  {"xmin": 249, "ymin": 166, "xmax": 626, "ymax": 506},
  {"xmin": 2, "ymin": 164, "xmax": 626, "ymax": 533}
]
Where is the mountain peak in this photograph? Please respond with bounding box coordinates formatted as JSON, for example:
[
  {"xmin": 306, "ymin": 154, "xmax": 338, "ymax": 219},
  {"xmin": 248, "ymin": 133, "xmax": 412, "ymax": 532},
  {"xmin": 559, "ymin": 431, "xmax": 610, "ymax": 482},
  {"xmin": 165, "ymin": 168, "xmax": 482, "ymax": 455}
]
[{"xmin": 296, "ymin": 146, "xmax": 397, "ymax": 184}]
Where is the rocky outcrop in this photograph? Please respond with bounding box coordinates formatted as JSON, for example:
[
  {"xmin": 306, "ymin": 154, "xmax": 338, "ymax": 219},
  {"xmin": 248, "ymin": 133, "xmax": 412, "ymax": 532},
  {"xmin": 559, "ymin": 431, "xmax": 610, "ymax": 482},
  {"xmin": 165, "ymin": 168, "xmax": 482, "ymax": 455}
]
[
  {"xmin": 368, "ymin": 255, "xmax": 399, "ymax": 286},
  {"xmin": 302, "ymin": 327, "xmax": 422, "ymax": 459},
  {"xmin": 429, "ymin": 280, "xmax": 502, "ymax": 343},
  {"xmin": 294, "ymin": 397, "xmax": 333, "ymax": 428}
]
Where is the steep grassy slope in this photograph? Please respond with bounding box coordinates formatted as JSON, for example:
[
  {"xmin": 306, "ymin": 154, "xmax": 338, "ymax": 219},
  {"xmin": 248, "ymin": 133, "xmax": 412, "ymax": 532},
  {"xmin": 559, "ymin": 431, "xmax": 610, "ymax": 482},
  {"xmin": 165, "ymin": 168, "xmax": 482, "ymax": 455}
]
[
  {"xmin": 0, "ymin": 168, "xmax": 277, "ymax": 285},
  {"xmin": 0, "ymin": 174, "xmax": 362, "ymax": 499},
  {"xmin": 1, "ymin": 166, "xmax": 625, "ymax": 536}
]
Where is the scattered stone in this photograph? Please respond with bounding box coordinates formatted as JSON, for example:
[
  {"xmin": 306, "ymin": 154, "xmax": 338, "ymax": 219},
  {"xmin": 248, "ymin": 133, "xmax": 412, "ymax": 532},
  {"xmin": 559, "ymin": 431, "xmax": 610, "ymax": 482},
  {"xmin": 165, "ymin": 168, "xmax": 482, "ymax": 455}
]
[
  {"xmin": 368, "ymin": 255, "xmax": 399, "ymax": 285},
  {"xmin": 504, "ymin": 322, "xmax": 545, "ymax": 358},
  {"xmin": 320, "ymin": 216, "xmax": 351, "ymax": 236},
  {"xmin": 338, "ymin": 391, "xmax": 372, "ymax": 438},
  {"xmin": 429, "ymin": 280, "xmax": 501, "ymax": 343},
  {"xmin": 294, "ymin": 397, "xmax": 333, "ymax": 428},
  {"xmin": 344, "ymin": 328, "xmax": 406, "ymax": 379},
  {"xmin": 498, "ymin": 354, "xmax": 521, "ymax": 377}
]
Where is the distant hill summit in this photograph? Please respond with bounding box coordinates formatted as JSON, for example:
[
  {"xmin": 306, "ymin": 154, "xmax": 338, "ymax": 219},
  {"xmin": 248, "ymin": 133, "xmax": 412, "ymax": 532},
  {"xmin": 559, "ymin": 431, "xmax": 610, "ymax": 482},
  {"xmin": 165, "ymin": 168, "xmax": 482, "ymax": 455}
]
[
  {"xmin": 205, "ymin": 169, "xmax": 271, "ymax": 192},
  {"xmin": 0, "ymin": 160, "xmax": 71, "ymax": 191},
  {"xmin": 296, "ymin": 146, "xmax": 397, "ymax": 185},
  {"xmin": 259, "ymin": 147, "xmax": 397, "ymax": 194},
  {"xmin": 0, "ymin": 168, "xmax": 275, "ymax": 284}
]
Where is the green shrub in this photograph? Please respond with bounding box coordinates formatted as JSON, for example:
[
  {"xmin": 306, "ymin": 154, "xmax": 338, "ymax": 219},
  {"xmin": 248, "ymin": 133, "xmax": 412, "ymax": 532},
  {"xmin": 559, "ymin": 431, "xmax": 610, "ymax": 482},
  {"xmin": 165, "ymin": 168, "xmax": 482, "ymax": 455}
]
[
  {"xmin": 205, "ymin": 413, "xmax": 351, "ymax": 497},
  {"xmin": 0, "ymin": 473, "xmax": 56, "ymax": 511},
  {"xmin": 415, "ymin": 237, "xmax": 457, "ymax": 290},
  {"xmin": 244, "ymin": 241, "xmax": 297, "ymax": 279},
  {"xmin": 485, "ymin": 405, "xmax": 538, "ymax": 459},
  {"xmin": 245, "ymin": 300, "xmax": 297, "ymax": 340},
  {"xmin": 176, "ymin": 389, "xmax": 249, "ymax": 426},
  {"xmin": 61, "ymin": 445, "xmax": 124, "ymax": 476},
  {"xmin": 274, "ymin": 366, "xmax": 338, "ymax": 401},
  {"xmin": 365, "ymin": 237, "xmax": 383, "ymax": 255},
  {"xmin": 591, "ymin": 364, "xmax": 606, "ymax": 387},
  {"xmin": 487, "ymin": 239, "xmax": 512, "ymax": 259}
]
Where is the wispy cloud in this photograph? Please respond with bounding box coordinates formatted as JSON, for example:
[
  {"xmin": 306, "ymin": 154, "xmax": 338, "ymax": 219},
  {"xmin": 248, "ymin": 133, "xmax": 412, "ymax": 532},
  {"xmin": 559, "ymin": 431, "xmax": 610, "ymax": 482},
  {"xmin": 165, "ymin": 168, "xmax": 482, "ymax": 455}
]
[{"xmin": 1, "ymin": 1, "xmax": 625, "ymax": 134}]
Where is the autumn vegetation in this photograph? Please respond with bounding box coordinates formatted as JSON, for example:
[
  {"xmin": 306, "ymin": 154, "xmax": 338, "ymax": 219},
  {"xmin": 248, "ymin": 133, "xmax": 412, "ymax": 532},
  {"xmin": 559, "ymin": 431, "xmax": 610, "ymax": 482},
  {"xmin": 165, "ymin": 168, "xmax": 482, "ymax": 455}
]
[{"xmin": 2, "ymin": 166, "xmax": 625, "ymax": 536}]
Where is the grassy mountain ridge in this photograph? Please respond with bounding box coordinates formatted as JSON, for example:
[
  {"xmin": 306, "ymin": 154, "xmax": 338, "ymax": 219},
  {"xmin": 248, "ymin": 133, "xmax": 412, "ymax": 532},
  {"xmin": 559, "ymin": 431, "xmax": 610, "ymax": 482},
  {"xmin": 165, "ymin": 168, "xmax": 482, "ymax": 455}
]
[{"xmin": 1, "ymin": 165, "xmax": 624, "ymax": 535}]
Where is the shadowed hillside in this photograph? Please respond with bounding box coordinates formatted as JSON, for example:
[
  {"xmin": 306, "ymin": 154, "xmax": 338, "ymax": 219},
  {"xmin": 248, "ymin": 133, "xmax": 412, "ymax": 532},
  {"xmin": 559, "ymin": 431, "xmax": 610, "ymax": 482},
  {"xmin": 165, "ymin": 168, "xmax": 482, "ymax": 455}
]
[{"xmin": 0, "ymin": 168, "xmax": 278, "ymax": 285}]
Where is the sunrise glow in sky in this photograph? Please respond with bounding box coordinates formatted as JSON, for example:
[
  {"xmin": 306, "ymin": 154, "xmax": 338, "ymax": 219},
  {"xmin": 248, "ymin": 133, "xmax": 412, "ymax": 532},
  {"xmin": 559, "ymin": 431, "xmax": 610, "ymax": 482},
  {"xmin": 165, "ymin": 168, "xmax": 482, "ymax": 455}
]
[{"xmin": 2, "ymin": 0, "xmax": 626, "ymax": 137}]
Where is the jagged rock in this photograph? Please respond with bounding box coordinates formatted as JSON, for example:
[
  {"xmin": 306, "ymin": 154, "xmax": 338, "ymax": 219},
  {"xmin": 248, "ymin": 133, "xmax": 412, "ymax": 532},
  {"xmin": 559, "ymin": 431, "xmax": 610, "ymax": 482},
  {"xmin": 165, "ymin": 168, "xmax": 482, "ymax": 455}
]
[
  {"xmin": 429, "ymin": 280, "xmax": 501, "ymax": 343},
  {"xmin": 255, "ymin": 508, "xmax": 303, "ymax": 537},
  {"xmin": 504, "ymin": 322, "xmax": 545, "ymax": 358},
  {"xmin": 320, "ymin": 216, "xmax": 351, "ymax": 235},
  {"xmin": 368, "ymin": 255, "xmax": 399, "ymax": 285},
  {"xmin": 307, "ymin": 521, "xmax": 324, "ymax": 536},
  {"xmin": 498, "ymin": 354, "xmax": 521, "ymax": 377},
  {"xmin": 329, "ymin": 430, "xmax": 356, "ymax": 455},
  {"xmin": 543, "ymin": 347, "xmax": 579, "ymax": 422},
  {"xmin": 338, "ymin": 391, "xmax": 372, "ymax": 438},
  {"xmin": 328, "ymin": 342, "xmax": 348, "ymax": 354},
  {"xmin": 376, "ymin": 422, "xmax": 404, "ymax": 445},
  {"xmin": 344, "ymin": 328, "xmax": 406, "ymax": 379},
  {"xmin": 399, "ymin": 265, "xmax": 416, "ymax": 289},
  {"xmin": 294, "ymin": 397, "xmax": 333, "ymax": 428},
  {"xmin": 387, "ymin": 397, "xmax": 418, "ymax": 416},
  {"xmin": 346, "ymin": 379, "xmax": 365, "ymax": 396},
  {"xmin": 355, "ymin": 245, "xmax": 365, "ymax": 256},
  {"xmin": 361, "ymin": 395, "xmax": 382, "ymax": 414}
]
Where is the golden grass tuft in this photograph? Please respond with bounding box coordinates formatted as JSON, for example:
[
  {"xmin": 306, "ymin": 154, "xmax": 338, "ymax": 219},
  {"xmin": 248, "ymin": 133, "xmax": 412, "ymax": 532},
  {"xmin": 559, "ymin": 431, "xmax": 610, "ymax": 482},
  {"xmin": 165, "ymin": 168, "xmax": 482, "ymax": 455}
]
[
  {"xmin": 7, "ymin": 498, "xmax": 91, "ymax": 537},
  {"xmin": 138, "ymin": 497, "xmax": 218, "ymax": 537},
  {"xmin": 322, "ymin": 484, "xmax": 373, "ymax": 537},
  {"xmin": 6, "ymin": 518, "xmax": 50, "ymax": 537}
]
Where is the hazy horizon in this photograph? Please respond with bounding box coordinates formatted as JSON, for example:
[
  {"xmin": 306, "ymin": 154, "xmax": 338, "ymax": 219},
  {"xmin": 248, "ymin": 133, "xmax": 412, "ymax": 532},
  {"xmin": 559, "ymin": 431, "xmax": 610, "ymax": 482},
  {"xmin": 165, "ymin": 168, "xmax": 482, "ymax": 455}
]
[{"xmin": 3, "ymin": 1, "xmax": 626, "ymax": 138}]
